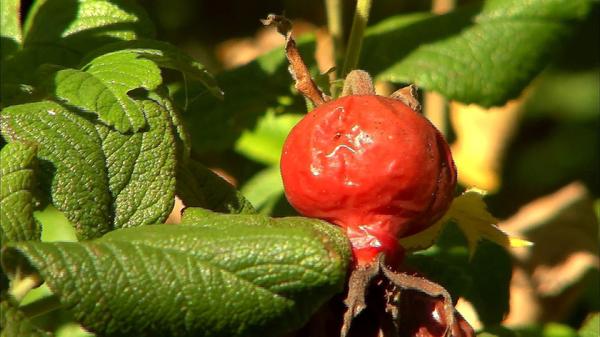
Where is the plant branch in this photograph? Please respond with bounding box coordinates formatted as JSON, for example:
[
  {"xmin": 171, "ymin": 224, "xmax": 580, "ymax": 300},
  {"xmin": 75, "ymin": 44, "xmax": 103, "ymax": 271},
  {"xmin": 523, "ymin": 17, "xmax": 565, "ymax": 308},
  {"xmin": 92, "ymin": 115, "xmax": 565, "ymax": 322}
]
[
  {"xmin": 261, "ymin": 14, "xmax": 328, "ymax": 106},
  {"xmin": 341, "ymin": 0, "xmax": 373, "ymax": 78},
  {"xmin": 325, "ymin": 0, "xmax": 344, "ymax": 76}
]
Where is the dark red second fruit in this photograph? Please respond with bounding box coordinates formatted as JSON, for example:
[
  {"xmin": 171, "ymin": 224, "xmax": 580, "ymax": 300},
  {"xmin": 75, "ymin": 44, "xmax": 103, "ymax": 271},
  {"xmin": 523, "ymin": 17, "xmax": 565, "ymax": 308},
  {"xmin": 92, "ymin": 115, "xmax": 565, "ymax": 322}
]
[{"xmin": 280, "ymin": 95, "xmax": 456, "ymax": 266}]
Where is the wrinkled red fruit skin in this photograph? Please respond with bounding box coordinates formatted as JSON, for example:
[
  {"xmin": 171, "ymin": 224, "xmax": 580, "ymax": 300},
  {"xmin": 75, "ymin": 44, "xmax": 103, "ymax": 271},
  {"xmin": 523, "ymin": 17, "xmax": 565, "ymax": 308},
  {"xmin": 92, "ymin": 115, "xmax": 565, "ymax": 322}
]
[{"xmin": 280, "ymin": 95, "xmax": 457, "ymax": 266}]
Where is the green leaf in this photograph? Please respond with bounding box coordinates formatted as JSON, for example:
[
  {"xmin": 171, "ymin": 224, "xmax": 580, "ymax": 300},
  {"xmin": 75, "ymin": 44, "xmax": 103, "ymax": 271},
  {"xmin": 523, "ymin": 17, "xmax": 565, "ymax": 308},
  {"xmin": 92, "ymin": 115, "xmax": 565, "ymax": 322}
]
[
  {"xmin": 240, "ymin": 165, "xmax": 285, "ymax": 214},
  {"xmin": 179, "ymin": 209, "xmax": 352, "ymax": 263},
  {"xmin": 579, "ymin": 313, "xmax": 600, "ymax": 337},
  {"xmin": 235, "ymin": 111, "xmax": 302, "ymax": 165},
  {"xmin": 1, "ymin": 97, "xmax": 177, "ymax": 238},
  {"xmin": 1, "ymin": 101, "xmax": 111, "ymax": 239},
  {"xmin": 80, "ymin": 39, "xmax": 223, "ymax": 99},
  {"xmin": 1, "ymin": 301, "xmax": 52, "ymax": 337},
  {"xmin": 42, "ymin": 50, "xmax": 163, "ymax": 133},
  {"xmin": 177, "ymin": 159, "xmax": 255, "ymax": 214},
  {"xmin": 23, "ymin": 0, "xmax": 154, "ymax": 54},
  {"xmin": 1, "ymin": 0, "xmax": 155, "ymax": 101},
  {"xmin": 95, "ymin": 92, "xmax": 176, "ymax": 228},
  {"xmin": 2, "ymin": 214, "xmax": 351, "ymax": 337},
  {"xmin": 362, "ymin": 0, "xmax": 594, "ymax": 106},
  {"xmin": 0, "ymin": 142, "xmax": 40, "ymax": 243},
  {"xmin": 0, "ymin": 0, "xmax": 22, "ymax": 61}
]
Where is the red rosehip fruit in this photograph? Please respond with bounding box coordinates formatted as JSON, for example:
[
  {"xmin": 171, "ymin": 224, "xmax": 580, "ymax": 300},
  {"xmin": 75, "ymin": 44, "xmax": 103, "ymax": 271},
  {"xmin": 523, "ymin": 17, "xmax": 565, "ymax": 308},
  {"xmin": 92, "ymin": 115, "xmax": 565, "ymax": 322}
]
[{"xmin": 280, "ymin": 95, "xmax": 456, "ymax": 266}]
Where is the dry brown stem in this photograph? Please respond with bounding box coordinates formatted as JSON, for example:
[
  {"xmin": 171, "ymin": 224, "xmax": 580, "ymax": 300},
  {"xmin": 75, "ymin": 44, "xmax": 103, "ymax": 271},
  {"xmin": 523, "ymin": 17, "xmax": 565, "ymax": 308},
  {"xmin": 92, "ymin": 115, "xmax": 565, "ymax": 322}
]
[{"xmin": 261, "ymin": 14, "xmax": 329, "ymax": 106}]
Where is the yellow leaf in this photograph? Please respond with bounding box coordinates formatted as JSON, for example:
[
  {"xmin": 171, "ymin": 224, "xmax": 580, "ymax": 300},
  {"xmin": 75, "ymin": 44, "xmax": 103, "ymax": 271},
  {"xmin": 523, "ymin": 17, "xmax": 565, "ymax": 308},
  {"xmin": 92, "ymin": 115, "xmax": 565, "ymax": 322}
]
[
  {"xmin": 448, "ymin": 188, "xmax": 532, "ymax": 257},
  {"xmin": 398, "ymin": 213, "xmax": 449, "ymax": 251},
  {"xmin": 399, "ymin": 188, "xmax": 532, "ymax": 256}
]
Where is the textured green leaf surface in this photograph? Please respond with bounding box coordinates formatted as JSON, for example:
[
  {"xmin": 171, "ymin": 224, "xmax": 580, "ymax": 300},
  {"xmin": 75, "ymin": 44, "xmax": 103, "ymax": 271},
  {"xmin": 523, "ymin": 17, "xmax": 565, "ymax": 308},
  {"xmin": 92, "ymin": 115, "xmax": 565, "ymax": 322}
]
[
  {"xmin": 1, "ymin": 0, "xmax": 154, "ymax": 102},
  {"xmin": 1, "ymin": 98, "xmax": 176, "ymax": 238},
  {"xmin": 0, "ymin": 0, "xmax": 21, "ymax": 61},
  {"xmin": 362, "ymin": 0, "xmax": 593, "ymax": 106},
  {"xmin": 1, "ymin": 101, "xmax": 111, "ymax": 239},
  {"xmin": 1, "ymin": 301, "xmax": 52, "ymax": 337},
  {"xmin": 23, "ymin": 0, "xmax": 154, "ymax": 54},
  {"xmin": 177, "ymin": 159, "xmax": 255, "ymax": 214},
  {"xmin": 80, "ymin": 40, "xmax": 223, "ymax": 99},
  {"xmin": 2, "ymin": 214, "xmax": 351, "ymax": 337},
  {"xmin": 579, "ymin": 313, "xmax": 600, "ymax": 337},
  {"xmin": 43, "ymin": 51, "xmax": 162, "ymax": 132},
  {"xmin": 179, "ymin": 209, "xmax": 351, "ymax": 264},
  {"xmin": 95, "ymin": 94, "xmax": 176, "ymax": 228},
  {"xmin": 0, "ymin": 142, "xmax": 40, "ymax": 243}
]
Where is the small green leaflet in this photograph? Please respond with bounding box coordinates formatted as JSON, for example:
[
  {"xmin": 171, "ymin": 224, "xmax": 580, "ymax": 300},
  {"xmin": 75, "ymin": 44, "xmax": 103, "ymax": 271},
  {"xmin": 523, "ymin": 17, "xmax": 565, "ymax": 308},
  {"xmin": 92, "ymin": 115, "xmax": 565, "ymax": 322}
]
[
  {"xmin": 43, "ymin": 51, "xmax": 162, "ymax": 133},
  {"xmin": 41, "ymin": 44, "xmax": 222, "ymax": 133},
  {"xmin": 23, "ymin": 0, "xmax": 155, "ymax": 53},
  {"xmin": 0, "ymin": 141, "xmax": 40, "ymax": 243},
  {"xmin": 1, "ymin": 0, "xmax": 155, "ymax": 91},
  {"xmin": 79, "ymin": 40, "xmax": 223, "ymax": 100}
]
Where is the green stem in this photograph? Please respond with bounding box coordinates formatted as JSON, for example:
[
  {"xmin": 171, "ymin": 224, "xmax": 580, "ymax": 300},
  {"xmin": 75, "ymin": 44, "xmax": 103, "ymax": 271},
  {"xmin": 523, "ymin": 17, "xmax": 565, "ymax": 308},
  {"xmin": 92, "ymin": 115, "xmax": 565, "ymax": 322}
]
[
  {"xmin": 341, "ymin": 0, "xmax": 372, "ymax": 78},
  {"xmin": 325, "ymin": 0, "xmax": 344, "ymax": 76}
]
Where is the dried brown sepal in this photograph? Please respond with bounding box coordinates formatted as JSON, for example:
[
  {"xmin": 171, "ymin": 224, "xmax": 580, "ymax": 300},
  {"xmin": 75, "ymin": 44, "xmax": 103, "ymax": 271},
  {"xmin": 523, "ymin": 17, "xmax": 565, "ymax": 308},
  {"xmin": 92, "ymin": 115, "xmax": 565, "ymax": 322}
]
[
  {"xmin": 380, "ymin": 261, "xmax": 454, "ymax": 337},
  {"xmin": 261, "ymin": 14, "xmax": 329, "ymax": 106},
  {"xmin": 341, "ymin": 260, "xmax": 381, "ymax": 337},
  {"xmin": 341, "ymin": 254, "xmax": 473, "ymax": 337},
  {"xmin": 390, "ymin": 85, "xmax": 421, "ymax": 112},
  {"xmin": 451, "ymin": 311, "xmax": 476, "ymax": 337}
]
